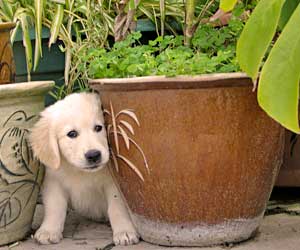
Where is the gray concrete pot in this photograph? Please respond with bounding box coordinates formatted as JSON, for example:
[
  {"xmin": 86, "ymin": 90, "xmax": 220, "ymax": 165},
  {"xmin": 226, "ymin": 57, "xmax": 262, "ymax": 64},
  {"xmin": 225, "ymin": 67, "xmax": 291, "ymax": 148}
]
[{"xmin": 0, "ymin": 81, "xmax": 54, "ymax": 245}]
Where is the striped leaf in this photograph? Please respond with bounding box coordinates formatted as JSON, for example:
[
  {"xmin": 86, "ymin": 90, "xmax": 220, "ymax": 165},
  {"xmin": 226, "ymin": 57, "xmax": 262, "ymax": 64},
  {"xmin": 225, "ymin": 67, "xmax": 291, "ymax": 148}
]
[
  {"xmin": 19, "ymin": 13, "xmax": 33, "ymax": 81},
  {"xmin": 0, "ymin": 0, "xmax": 13, "ymax": 21},
  {"xmin": 10, "ymin": 21, "xmax": 20, "ymax": 44},
  {"xmin": 49, "ymin": 3, "xmax": 64, "ymax": 48},
  {"xmin": 34, "ymin": 0, "xmax": 43, "ymax": 71}
]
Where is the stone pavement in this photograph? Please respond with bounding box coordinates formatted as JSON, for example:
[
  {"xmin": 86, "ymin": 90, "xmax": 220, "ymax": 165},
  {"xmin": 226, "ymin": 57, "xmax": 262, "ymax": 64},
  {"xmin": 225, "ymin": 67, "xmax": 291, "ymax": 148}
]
[{"xmin": 2, "ymin": 200, "xmax": 300, "ymax": 250}]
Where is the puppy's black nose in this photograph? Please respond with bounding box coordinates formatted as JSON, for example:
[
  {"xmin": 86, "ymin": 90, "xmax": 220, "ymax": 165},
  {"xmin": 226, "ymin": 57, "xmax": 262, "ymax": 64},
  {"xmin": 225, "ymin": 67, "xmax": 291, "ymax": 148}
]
[{"xmin": 85, "ymin": 150, "xmax": 101, "ymax": 163}]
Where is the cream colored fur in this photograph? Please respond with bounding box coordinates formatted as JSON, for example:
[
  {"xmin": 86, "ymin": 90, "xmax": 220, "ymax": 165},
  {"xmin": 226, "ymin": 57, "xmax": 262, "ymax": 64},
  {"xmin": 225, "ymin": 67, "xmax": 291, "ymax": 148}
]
[{"xmin": 29, "ymin": 93, "xmax": 139, "ymax": 245}]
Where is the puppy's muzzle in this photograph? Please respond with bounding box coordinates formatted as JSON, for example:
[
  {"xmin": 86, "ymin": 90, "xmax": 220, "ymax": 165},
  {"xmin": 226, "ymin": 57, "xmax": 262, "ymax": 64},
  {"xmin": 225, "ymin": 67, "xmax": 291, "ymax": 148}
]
[{"xmin": 85, "ymin": 149, "xmax": 102, "ymax": 164}]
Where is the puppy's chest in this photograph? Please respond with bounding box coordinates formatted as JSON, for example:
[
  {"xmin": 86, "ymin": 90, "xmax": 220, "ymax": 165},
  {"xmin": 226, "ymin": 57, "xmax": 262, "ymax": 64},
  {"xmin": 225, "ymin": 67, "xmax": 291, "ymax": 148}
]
[{"xmin": 65, "ymin": 178, "xmax": 108, "ymax": 219}]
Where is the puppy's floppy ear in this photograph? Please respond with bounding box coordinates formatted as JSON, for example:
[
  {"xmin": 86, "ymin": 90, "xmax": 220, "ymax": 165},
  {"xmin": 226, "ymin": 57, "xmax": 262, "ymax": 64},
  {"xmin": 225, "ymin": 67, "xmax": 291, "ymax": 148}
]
[{"xmin": 29, "ymin": 113, "xmax": 60, "ymax": 169}]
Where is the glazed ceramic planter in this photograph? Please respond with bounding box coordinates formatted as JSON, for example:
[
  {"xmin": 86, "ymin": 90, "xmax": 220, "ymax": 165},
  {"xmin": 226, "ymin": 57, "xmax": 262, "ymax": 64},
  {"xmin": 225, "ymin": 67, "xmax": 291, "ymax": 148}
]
[
  {"xmin": 0, "ymin": 81, "xmax": 54, "ymax": 245},
  {"xmin": 89, "ymin": 73, "xmax": 284, "ymax": 247},
  {"xmin": 276, "ymin": 130, "xmax": 300, "ymax": 186},
  {"xmin": 0, "ymin": 22, "xmax": 16, "ymax": 85}
]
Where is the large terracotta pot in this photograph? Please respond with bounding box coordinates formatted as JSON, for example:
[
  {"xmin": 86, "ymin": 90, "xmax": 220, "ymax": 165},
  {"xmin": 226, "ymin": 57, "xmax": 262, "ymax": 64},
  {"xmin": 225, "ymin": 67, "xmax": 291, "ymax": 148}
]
[
  {"xmin": 276, "ymin": 130, "xmax": 300, "ymax": 186},
  {"xmin": 89, "ymin": 73, "xmax": 284, "ymax": 247},
  {"xmin": 0, "ymin": 81, "xmax": 54, "ymax": 245},
  {"xmin": 0, "ymin": 22, "xmax": 16, "ymax": 84}
]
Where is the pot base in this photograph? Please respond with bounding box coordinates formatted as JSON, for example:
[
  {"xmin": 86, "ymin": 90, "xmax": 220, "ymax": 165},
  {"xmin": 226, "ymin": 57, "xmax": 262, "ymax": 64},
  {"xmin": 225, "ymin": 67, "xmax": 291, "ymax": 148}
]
[
  {"xmin": 132, "ymin": 213, "xmax": 263, "ymax": 247},
  {"xmin": 0, "ymin": 224, "xmax": 30, "ymax": 246}
]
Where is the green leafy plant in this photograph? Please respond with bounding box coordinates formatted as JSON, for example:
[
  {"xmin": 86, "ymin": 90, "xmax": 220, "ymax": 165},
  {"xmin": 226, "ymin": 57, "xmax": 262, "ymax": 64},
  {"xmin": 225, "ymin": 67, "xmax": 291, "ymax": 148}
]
[
  {"xmin": 71, "ymin": 0, "xmax": 251, "ymax": 81},
  {"xmin": 79, "ymin": 16, "xmax": 243, "ymax": 79},
  {"xmin": 0, "ymin": 0, "xmax": 185, "ymax": 84},
  {"xmin": 49, "ymin": 80, "xmax": 89, "ymax": 100},
  {"xmin": 74, "ymin": 0, "xmax": 252, "ymax": 81},
  {"xmin": 68, "ymin": 0, "xmax": 189, "ymax": 95},
  {"xmin": 225, "ymin": 0, "xmax": 300, "ymax": 133},
  {"xmin": 0, "ymin": 0, "xmax": 87, "ymax": 82}
]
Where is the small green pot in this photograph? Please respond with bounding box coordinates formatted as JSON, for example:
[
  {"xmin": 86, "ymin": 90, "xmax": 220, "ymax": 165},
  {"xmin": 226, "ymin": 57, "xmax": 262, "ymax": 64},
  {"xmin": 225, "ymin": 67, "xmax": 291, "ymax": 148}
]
[{"xmin": 0, "ymin": 81, "xmax": 54, "ymax": 246}]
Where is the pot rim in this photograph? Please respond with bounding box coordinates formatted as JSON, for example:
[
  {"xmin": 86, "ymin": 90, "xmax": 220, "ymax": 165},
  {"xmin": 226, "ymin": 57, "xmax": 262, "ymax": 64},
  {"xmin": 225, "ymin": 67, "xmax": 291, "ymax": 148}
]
[
  {"xmin": 0, "ymin": 22, "xmax": 16, "ymax": 31},
  {"xmin": 0, "ymin": 81, "xmax": 55, "ymax": 98},
  {"xmin": 88, "ymin": 72, "xmax": 253, "ymax": 91}
]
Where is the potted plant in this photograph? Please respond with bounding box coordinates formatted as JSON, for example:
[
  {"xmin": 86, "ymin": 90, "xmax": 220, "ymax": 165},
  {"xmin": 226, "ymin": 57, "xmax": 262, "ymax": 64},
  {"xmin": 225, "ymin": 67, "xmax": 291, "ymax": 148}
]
[
  {"xmin": 0, "ymin": 22, "xmax": 15, "ymax": 84},
  {"xmin": 0, "ymin": 0, "xmax": 66, "ymax": 82},
  {"xmin": 0, "ymin": 22, "xmax": 54, "ymax": 245},
  {"xmin": 0, "ymin": 0, "xmax": 185, "ymax": 88},
  {"xmin": 84, "ymin": 0, "xmax": 284, "ymax": 247},
  {"xmin": 0, "ymin": 0, "xmax": 111, "ymax": 104}
]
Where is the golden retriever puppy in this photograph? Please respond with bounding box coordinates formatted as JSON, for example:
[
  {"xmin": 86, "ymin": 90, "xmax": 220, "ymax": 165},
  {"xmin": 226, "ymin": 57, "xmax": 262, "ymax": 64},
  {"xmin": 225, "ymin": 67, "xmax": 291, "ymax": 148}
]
[{"xmin": 30, "ymin": 93, "xmax": 139, "ymax": 245}]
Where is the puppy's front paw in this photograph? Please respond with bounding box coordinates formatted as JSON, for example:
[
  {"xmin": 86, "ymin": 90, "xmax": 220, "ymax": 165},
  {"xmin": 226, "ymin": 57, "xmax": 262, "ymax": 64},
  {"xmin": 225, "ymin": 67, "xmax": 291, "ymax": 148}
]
[
  {"xmin": 34, "ymin": 228, "xmax": 63, "ymax": 245},
  {"xmin": 113, "ymin": 231, "xmax": 139, "ymax": 246}
]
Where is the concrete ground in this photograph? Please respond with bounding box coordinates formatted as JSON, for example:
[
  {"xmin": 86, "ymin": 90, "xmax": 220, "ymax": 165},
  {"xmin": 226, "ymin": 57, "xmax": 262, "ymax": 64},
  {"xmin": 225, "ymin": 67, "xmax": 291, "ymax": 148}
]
[{"xmin": 1, "ymin": 197, "xmax": 300, "ymax": 250}]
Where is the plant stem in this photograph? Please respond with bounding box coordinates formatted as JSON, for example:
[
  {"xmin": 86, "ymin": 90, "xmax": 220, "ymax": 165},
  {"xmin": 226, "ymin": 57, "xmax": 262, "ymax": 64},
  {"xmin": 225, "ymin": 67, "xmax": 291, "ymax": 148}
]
[
  {"xmin": 195, "ymin": 0, "xmax": 215, "ymax": 27},
  {"xmin": 184, "ymin": 0, "xmax": 195, "ymax": 46},
  {"xmin": 160, "ymin": 0, "xmax": 165, "ymax": 37}
]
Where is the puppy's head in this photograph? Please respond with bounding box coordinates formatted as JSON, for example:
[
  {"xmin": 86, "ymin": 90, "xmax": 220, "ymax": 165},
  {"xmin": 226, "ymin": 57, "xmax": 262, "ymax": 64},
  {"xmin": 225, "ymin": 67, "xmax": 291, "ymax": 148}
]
[{"xmin": 30, "ymin": 93, "xmax": 109, "ymax": 172}]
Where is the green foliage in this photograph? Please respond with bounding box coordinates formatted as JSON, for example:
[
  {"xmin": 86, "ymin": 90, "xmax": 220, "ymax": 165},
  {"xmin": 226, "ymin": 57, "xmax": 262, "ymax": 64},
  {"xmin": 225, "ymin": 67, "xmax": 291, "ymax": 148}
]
[
  {"xmin": 258, "ymin": 3, "xmax": 300, "ymax": 133},
  {"xmin": 49, "ymin": 80, "xmax": 89, "ymax": 101},
  {"xmin": 237, "ymin": 0, "xmax": 285, "ymax": 81},
  {"xmin": 278, "ymin": 0, "xmax": 300, "ymax": 30},
  {"xmin": 220, "ymin": 0, "xmax": 238, "ymax": 12},
  {"xmin": 80, "ymin": 17, "xmax": 243, "ymax": 79},
  {"xmin": 0, "ymin": 0, "xmax": 185, "ymax": 84},
  {"xmin": 236, "ymin": 0, "xmax": 300, "ymax": 133},
  {"xmin": 0, "ymin": 0, "xmax": 88, "ymax": 82}
]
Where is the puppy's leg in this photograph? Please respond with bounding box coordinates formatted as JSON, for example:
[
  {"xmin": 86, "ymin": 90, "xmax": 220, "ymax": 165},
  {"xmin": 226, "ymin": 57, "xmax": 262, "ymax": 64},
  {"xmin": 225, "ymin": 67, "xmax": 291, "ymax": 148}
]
[
  {"xmin": 105, "ymin": 176, "xmax": 139, "ymax": 246},
  {"xmin": 35, "ymin": 178, "xmax": 68, "ymax": 245}
]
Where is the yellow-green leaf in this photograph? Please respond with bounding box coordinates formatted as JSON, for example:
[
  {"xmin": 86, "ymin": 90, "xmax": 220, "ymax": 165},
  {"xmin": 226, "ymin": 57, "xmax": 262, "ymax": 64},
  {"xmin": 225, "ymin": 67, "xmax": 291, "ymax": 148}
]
[
  {"xmin": 51, "ymin": 0, "xmax": 66, "ymax": 4},
  {"xmin": 10, "ymin": 22, "xmax": 20, "ymax": 44},
  {"xmin": 278, "ymin": 0, "xmax": 300, "ymax": 30},
  {"xmin": 0, "ymin": 0, "xmax": 13, "ymax": 21},
  {"xmin": 0, "ymin": 10, "xmax": 11, "ymax": 22},
  {"xmin": 237, "ymin": 0, "xmax": 285, "ymax": 82},
  {"xmin": 258, "ymin": 3, "xmax": 300, "ymax": 133},
  {"xmin": 49, "ymin": 3, "xmax": 64, "ymax": 48},
  {"xmin": 34, "ymin": 0, "xmax": 43, "ymax": 71},
  {"xmin": 20, "ymin": 14, "xmax": 32, "ymax": 81},
  {"xmin": 219, "ymin": 0, "xmax": 238, "ymax": 12}
]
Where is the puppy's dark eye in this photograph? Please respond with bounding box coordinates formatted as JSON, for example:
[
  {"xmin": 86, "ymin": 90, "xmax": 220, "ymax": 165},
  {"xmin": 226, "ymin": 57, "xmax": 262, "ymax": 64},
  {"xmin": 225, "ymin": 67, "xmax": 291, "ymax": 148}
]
[
  {"xmin": 94, "ymin": 125, "xmax": 103, "ymax": 133},
  {"xmin": 67, "ymin": 130, "xmax": 78, "ymax": 138}
]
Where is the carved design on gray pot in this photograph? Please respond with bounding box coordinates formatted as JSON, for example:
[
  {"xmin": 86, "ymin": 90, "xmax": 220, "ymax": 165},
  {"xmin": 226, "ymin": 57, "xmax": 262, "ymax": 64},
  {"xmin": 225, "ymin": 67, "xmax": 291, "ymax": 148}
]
[{"xmin": 0, "ymin": 110, "xmax": 41, "ymax": 229}]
